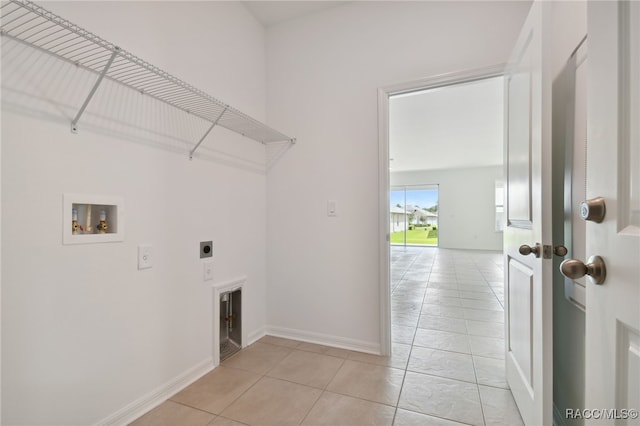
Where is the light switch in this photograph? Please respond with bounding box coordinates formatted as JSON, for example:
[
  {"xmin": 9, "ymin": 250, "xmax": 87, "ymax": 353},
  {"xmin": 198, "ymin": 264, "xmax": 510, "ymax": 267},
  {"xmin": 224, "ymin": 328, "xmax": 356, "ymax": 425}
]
[
  {"xmin": 203, "ymin": 261, "xmax": 213, "ymax": 281},
  {"xmin": 138, "ymin": 244, "xmax": 153, "ymax": 270},
  {"xmin": 327, "ymin": 200, "xmax": 337, "ymax": 217}
]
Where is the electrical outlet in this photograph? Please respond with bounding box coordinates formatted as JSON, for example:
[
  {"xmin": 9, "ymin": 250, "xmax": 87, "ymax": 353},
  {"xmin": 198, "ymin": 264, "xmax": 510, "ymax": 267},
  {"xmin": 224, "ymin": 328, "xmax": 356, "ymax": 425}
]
[
  {"xmin": 203, "ymin": 261, "xmax": 213, "ymax": 281},
  {"xmin": 138, "ymin": 244, "xmax": 153, "ymax": 270},
  {"xmin": 200, "ymin": 241, "xmax": 213, "ymax": 259}
]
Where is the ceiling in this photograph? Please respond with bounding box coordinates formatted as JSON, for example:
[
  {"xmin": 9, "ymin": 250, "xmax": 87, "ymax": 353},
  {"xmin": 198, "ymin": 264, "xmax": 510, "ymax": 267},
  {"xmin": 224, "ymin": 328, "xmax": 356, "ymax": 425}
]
[
  {"xmin": 389, "ymin": 76, "xmax": 504, "ymax": 173},
  {"xmin": 243, "ymin": 1, "xmax": 349, "ymax": 27}
]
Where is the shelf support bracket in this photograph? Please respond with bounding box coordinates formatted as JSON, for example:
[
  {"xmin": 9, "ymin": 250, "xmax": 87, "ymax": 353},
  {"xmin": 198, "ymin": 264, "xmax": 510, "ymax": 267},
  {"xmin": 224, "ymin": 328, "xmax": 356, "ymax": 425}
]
[
  {"xmin": 189, "ymin": 106, "xmax": 228, "ymax": 160},
  {"xmin": 71, "ymin": 47, "xmax": 120, "ymax": 134}
]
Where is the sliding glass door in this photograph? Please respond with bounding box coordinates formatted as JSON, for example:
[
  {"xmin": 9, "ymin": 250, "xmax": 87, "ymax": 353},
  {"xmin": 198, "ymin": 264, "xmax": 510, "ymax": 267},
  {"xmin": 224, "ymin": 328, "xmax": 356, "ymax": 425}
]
[{"xmin": 390, "ymin": 185, "xmax": 439, "ymax": 247}]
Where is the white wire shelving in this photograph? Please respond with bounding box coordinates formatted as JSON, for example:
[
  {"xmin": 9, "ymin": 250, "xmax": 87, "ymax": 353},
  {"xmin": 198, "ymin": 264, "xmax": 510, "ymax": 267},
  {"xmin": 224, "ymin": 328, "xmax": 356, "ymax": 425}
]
[{"xmin": 0, "ymin": 0, "xmax": 295, "ymax": 159}]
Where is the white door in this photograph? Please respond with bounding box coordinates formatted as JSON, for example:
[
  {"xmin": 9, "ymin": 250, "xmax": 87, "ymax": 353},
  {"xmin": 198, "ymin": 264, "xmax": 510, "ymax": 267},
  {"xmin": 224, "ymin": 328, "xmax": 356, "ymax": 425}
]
[
  {"xmin": 581, "ymin": 2, "xmax": 640, "ymax": 423},
  {"xmin": 503, "ymin": 2, "xmax": 553, "ymax": 425}
]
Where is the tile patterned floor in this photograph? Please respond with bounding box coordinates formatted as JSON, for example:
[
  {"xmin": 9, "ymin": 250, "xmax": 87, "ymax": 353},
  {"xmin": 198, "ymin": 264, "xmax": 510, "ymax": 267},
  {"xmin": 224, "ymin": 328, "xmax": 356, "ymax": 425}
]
[{"xmin": 131, "ymin": 247, "xmax": 523, "ymax": 426}]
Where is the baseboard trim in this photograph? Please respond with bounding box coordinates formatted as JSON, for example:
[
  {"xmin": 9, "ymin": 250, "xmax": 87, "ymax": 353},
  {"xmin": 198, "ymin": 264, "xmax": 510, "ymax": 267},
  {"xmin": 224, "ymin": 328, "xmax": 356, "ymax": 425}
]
[
  {"xmin": 266, "ymin": 325, "xmax": 380, "ymax": 355},
  {"xmin": 96, "ymin": 357, "xmax": 214, "ymax": 426},
  {"xmin": 248, "ymin": 326, "xmax": 267, "ymax": 346}
]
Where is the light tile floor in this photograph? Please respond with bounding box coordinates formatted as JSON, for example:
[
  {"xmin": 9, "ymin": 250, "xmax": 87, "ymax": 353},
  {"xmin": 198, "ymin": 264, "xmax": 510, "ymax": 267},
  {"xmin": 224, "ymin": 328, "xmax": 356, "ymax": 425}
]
[{"xmin": 131, "ymin": 247, "xmax": 524, "ymax": 426}]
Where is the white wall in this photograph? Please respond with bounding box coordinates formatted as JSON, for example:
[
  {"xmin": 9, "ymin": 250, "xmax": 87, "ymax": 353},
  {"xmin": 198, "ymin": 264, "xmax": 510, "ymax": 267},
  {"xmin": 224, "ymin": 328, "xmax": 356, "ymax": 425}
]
[
  {"xmin": 0, "ymin": 33, "xmax": 3, "ymax": 421},
  {"xmin": 265, "ymin": 1, "xmax": 530, "ymax": 350},
  {"xmin": 392, "ymin": 166, "xmax": 504, "ymax": 251},
  {"xmin": 1, "ymin": 2, "xmax": 268, "ymax": 424}
]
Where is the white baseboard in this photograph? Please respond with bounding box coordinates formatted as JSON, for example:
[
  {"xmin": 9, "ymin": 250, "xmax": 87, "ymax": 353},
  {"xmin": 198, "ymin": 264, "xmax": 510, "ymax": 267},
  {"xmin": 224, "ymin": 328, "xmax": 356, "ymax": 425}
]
[
  {"xmin": 266, "ymin": 325, "xmax": 381, "ymax": 355},
  {"xmin": 247, "ymin": 326, "xmax": 267, "ymax": 346},
  {"xmin": 96, "ymin": 357, "xmax": 214, "ymax": 426},
  {"xmin": 96, "ymin": 326, "xmax": 378, "ymax": 425}
]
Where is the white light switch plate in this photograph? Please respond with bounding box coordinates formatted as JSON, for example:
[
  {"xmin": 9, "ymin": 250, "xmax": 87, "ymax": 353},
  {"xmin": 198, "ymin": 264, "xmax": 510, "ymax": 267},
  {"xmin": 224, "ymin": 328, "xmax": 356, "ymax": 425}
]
[
  {"xmin": 203, "ymin": 261, "xmax": 213, "ymax": 281},
  {"xmin": 327, "ymin": 200, "xmax": 337, "ymax": 217},
  {"xmin": 138, "ymin": 244, "xmax": 153, "ymax": 270}
]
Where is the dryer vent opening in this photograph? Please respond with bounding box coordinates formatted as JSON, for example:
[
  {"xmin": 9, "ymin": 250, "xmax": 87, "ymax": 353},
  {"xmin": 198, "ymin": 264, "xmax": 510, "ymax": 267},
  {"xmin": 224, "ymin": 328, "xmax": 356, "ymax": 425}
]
[{"xmin": 220, "ymin": 288, "xmax": 241, "ymax": 362}]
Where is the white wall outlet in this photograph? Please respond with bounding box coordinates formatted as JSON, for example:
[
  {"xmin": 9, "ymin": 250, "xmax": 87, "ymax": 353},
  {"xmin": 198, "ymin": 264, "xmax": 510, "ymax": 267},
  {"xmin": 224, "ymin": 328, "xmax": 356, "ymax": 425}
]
[
  {"xmin": 138, "ymin": 244, "xmax": 153, "ymax": 270},
  {"xmin": 327, "ymin": 200, "xmax": 337, "ymax": 217},
  {"xmin": 203, "ymin": 260, "xmax": 213, "ymax": 282}
]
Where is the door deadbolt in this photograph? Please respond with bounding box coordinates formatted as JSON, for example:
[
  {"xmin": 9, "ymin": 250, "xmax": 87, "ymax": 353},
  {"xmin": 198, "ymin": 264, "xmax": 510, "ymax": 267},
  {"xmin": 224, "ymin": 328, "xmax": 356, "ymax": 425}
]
[
  {"xmin": 560, "ymin": 255, "xmax": 606, "ymax": 285},
  {"xmin": 580, "ymin": 197, "xmax": 606, "ymax": 223}
]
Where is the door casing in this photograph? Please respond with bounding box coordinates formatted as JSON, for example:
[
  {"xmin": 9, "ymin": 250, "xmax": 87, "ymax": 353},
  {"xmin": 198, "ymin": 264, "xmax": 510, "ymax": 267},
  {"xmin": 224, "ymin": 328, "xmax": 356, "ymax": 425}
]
[{"xmin": 377, "ymin": 64, "xmax": 505, "ymax": 356}]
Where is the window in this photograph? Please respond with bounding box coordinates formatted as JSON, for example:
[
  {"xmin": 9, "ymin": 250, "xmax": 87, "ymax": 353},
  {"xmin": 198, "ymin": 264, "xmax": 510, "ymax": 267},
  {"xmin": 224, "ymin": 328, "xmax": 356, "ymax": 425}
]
[{"xmin": 390, "ymin": 185, "xmax": 439, "ymax": 246}]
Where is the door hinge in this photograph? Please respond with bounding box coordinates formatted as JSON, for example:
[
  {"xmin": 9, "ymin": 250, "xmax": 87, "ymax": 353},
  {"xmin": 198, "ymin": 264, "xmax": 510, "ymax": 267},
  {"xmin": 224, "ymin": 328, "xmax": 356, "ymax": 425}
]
[{"xmin": 543, "ymin": 245, "xmax": 553, "ymax": 259}]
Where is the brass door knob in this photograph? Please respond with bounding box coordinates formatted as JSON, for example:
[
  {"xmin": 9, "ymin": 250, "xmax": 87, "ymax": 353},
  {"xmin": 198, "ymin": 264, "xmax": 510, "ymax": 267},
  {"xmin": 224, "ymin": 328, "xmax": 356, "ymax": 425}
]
[
  {"xmin": 519, "ymin": 244, "xmax": 541, "ymax": 258},
  {"xmin": 554, "ymin": 245, "xmax": 568, "ymax": 257},
  {"xmin": 560, "ymin": 256, "xmax": 606, "ymax": 284}
]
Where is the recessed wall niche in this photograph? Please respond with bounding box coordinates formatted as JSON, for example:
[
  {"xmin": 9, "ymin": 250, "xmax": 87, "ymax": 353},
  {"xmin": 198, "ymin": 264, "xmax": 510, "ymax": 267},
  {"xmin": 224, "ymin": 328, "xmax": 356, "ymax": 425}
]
[{"xmin": 63, "ymin": 194, "xmax": 124, "ymax": 245}]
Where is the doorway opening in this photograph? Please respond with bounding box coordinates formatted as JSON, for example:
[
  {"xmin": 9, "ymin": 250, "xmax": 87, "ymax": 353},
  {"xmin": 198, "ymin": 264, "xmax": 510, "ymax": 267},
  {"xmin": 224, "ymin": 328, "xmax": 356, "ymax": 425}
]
[{"xmin": 378, "ymin": 66, "xmax": 506, "ymax": 356}]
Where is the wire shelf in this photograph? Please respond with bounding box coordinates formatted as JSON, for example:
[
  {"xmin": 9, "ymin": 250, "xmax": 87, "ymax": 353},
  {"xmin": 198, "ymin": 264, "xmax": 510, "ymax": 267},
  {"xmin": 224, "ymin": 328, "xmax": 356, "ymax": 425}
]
[{"xmin": 0, "ymin": 0, "xmax": 295, "ymax": 156}]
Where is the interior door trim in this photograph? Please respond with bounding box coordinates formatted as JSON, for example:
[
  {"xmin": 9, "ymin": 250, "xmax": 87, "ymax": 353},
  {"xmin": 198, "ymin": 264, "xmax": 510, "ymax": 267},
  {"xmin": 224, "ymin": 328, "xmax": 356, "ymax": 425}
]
[{"xmin": 377, "ymin": 63, "xmax": 506, "ymax": 356}]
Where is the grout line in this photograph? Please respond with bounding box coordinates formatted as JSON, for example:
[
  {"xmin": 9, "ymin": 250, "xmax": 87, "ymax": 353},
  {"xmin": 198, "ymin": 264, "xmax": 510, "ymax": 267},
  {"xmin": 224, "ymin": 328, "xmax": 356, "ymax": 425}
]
[
  {"xmin": 321, "ymin": 355, "xmax": 347, "ymax": 392},
  {"xmin": 477, "ymin": 382, "xmax": 488, "ymax": 426},
  {"xmin": 391, "ymin": 249, "xmax": 431, "ymax": 423},
  {"xmin": 391, "ymin": 406, "xmax": 399, "ymax": 425},
  {"xmin": 317, "ymin": 387, "xmax": 400, "ymax": 409},
  {"xmin": 211, "ymin": 415, "xmax": 250, "ymax": 425},
  {"xmin": 342, "ymin": 357, "xmax": 407, "ymax": 372},
  {"xmin": 163, "ymin": 399, "xmax": 219, "ymax": 416},
  {"xmin": 393, "ymin": 367, "xmax": 409, "ymax": 423},
  {"xmin": 259, "ymin": 373, "xmax": 330, "ymax": 391},
  {"xmin": 297, "ymin": 387, "xmax": 324, "ymax": 425},
  {"xmin": 404, "ymin": 364, "xmax": 498, "ymax": 388},
  {"xmin": 395, "ymin": 406, "xmax": 477, "ymax": 425}
]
